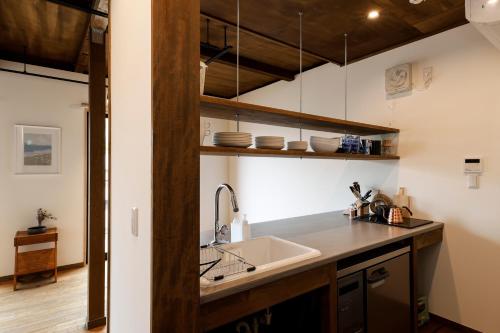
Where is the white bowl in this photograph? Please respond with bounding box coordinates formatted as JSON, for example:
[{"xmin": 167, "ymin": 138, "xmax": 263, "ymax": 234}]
[{"xmin": 310, "ymin": 137, "xmax": 340, "ymax": 153}]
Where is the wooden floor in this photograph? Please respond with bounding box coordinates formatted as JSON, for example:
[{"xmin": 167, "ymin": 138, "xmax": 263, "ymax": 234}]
[
  {"xmin": 419, "ymin": 318, "xmax": 469, "ymax": 333},
  {"xmin": 0, "ymin": 267, "xmax": 105, "ymax": 333}
]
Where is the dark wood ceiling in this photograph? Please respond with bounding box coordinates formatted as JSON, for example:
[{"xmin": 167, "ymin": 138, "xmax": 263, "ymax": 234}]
[
  {"xmin": 0, "ymin": 0, "xmax": 106, "ymax": 73},
  {"xmin": 201, "ymin": 0, "xmax": 467, "ymax": 98},
  {"xmin": 0, "ymin": 0, "xmax": 466, "ymax": 97}
]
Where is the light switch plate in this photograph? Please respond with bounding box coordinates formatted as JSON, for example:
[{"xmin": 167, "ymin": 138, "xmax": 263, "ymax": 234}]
[
  {"xmin": 467, "ymin": 174, "xmax": 479, "ymax": 189},
  {"xmin": 131, "ymin": 207, "xmax": 139, "ymax": 237}
]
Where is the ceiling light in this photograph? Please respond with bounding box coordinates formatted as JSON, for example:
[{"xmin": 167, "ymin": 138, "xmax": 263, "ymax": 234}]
[
  {"xmin": 487, "ymin": 0, "xmax": 498, "ymax": 5},
  {"xmin": 409, "ymin": 0, "xmax": 425, "ymax": 4},
  {"xmin": 367, "ymin": 10, "xmax": 380, "ymax": 19}
]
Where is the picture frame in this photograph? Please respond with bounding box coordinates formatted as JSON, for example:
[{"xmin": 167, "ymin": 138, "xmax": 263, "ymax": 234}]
[
  {"xmin": 15, "ymin": 125, "xmax": 61, "ymax": 174},
  {"xmin": 385, "ymin": 63, "xmax": 412, "ymax": 95}
]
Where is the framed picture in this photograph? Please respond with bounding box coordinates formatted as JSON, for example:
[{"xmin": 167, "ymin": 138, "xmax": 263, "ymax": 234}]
[
  {"xmin": 15, "ymin": 125, "xmax": 61, "ymax": 174},
  {"xmin": 385, "ymin": 63, "xmax": 412, "ymax": 95}
]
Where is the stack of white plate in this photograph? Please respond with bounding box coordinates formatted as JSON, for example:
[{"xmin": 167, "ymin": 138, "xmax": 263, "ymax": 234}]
[
  {"xmin": 255, "ymin": 136, "xmax": 285, "ymax": 150},
  {"xmin": 310, "ymin": 136, "xmax": 341, "ymax": 153},
  {"xmin": 287, "ymin": 140, "xmax": 308, "ymax": 151},
  {"xmin": 213, "ymin": 132, "xmax": 252, "ymax": 148}
]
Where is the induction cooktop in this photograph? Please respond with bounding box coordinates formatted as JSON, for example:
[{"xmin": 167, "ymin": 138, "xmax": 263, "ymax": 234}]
[{"xmin": 355, "ymin": 215, "xmax": 433, "ymax": 229}]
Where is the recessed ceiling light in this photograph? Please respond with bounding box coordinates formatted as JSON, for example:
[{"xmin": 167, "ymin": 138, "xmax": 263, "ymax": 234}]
[{"xmin": 368, "ymin": 10, "xmax": 380, "ymax": 19}]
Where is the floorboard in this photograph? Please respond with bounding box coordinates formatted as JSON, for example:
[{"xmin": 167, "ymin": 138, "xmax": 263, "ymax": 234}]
[
  {"xmin": 419, "ymin": 318, "xmax": 469, "ymax": 333},
  {"xmin": 0, "ymin": 267, "xmax": 105, "ymax": 333}
]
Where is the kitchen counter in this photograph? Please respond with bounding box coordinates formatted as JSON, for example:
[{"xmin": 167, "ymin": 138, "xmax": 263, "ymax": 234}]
[{"xmin": 200, "ymin": 211, "xmax": 443, "ymax": 304}]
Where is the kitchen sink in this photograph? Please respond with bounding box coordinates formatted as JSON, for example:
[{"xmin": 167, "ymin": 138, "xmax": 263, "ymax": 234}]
[{"xmin": 200, "ymin": 236, "xmax": 321, "ymax": 288}]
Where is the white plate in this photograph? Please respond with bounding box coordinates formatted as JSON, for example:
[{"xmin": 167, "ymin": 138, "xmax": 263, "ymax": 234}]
[
  {"xmin": 214, "ymin": 140, "xmax": 252, "ymax": 144},
  {"xmin": 214, "ymin": 134, "xmax": 252, "ymax": 138},
  {"xmin": 256, "ymin": 138, "xmax": 284, "ymax": 141},
  {"xmin": 214, "ymin": 143, "xmax": 252, "ymax": 148},
  {"xmin": 255, "ymin": 144, "xmax": 284, "ymax": 150},
  {"xmin": 214, "ymin": 134, "xmax": 250, "ymax": 137},
  {"xmin": 214, "ymin": 137, "xmax": 252, "ymax": 141},
  {"xmin": 214, "ymin": 132, "xmax": 252, "ymax": 136},
  {"xmin": 255, "ymin": 136, "xmax": 285, "ymax": 140},
  {"xmin": 287, "ymin": 141, "xmax": 308, "ymax": 151}
]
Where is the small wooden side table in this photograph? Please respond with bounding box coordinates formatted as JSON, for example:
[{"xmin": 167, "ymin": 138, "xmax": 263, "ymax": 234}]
[{"xmin": 14, "ymin": 227, "xmax": 58, "ymax": 291}]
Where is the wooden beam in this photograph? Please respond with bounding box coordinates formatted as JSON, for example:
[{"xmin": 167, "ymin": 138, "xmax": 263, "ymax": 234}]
[
  {"xmin": 87, "ymin": 27, "xmax": 107, "ymax": 330},
  {"xmin": 152, "ymin": 0, "xmax": 200, "ymax": 332},
  {"xmin": 74, "ymin": 0, "xmax": 109, "ymax": 73},
  {"xmin": 201, "ymin": 12, "xmax": 341, "ymax": 65},
  {"xmin": 0, "ymin": 51, "xmax": 75, "ymax": 72},
  {"xmin": 201, "ymin": 43, "xmax": 295, "ymax": 81}
]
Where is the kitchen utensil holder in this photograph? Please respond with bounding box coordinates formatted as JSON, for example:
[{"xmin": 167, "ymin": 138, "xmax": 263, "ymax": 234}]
[{"xmin": 200, "ymin": 245, "xmax": 256, "ymax": 281}]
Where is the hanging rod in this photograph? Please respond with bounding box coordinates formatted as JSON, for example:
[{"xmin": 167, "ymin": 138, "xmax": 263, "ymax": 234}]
[
  {"xmin": 46, "ymin": 0, "xmax": 109, "ymax": 18},
  {"xmin": 0, "ymin": 67, "xmax": 89, "ymax": 85}
]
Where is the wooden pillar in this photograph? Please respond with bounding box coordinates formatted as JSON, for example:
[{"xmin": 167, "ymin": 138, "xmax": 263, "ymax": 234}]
[
  {"xmin": 87, "ymin": 27, "xmax": 107, "ymax": 330},
  {"xmin": 151, "ymin": 0, "xmax": 200, "ymax": 332}
]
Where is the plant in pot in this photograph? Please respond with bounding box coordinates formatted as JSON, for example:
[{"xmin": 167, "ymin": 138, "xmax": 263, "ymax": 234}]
[{"xmin": 27, "ymin": 209, "xmax": 57, "ymax": 235}]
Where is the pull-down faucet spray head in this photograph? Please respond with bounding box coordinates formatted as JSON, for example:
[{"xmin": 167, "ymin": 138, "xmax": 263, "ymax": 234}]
[{"xmin": 213, "ymin": 183, "xmax": 239, "ymax": 244}]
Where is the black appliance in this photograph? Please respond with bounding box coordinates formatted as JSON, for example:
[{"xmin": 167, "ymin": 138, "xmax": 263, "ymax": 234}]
[{"xmin": 338, "ymin": 246, "xmax": 411, "ymax": 333}]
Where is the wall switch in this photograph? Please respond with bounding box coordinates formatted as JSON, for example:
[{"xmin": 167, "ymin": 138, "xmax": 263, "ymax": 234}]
[
  {"xmin": 467, "ymin": 174, "xmax": 479, "ymax": 189},
  {"xmin": 131, "ymin": 207, "xmax": 139, "ymax": 237}
]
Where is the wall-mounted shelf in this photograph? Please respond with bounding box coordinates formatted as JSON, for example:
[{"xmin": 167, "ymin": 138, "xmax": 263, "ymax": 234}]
[
  {"xmin": 201, "ymin": 146, "xmax": 400, "ymax": 160},
  {"xmin": 200, "ymin": 96, "xmax": 400, "ymax": 136}
]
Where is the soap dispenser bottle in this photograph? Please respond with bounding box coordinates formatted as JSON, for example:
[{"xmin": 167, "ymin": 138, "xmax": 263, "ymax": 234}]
[
  {"xmin": 242, "ymin": 214, "xmax": 251, "ymax": 241},
  {"xmin": 230, "ymin": 214, "xmax": 242, "ymax": 242}
]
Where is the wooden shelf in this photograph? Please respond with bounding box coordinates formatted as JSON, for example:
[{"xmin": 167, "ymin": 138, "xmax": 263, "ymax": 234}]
[
  {"xmin": 200, "ymin": 96, "xmax": 399, "ymax": 136},
  {"xmin": 201, "ymin": 146, "xmax": 400, "ymax": 160}
]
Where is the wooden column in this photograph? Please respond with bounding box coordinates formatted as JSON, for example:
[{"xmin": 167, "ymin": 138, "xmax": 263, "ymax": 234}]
[
  {"xmin": 151, "ymin": 0, "xmax": 200, "ymax": 332},
  {"xmin": 87, "ymin": 27, "xmax": 107, "ymax": 330}
]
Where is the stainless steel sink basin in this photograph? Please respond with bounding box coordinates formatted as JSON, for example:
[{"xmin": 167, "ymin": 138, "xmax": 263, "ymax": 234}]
[{"xmin": 200, "ymin": 236, "xmax": 321, "ymax": 288}]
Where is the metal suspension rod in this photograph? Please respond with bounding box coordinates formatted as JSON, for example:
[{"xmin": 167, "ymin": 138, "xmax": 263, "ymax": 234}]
[
  {"xmin": 299, "ymin": 11, "xmax": 303, "ymax": 141},
  {"xmin": 236, "ymin": 0, "xmax": 241, "ymax": 132},
  {"xmin": 344, "ymin": 33, "xmax": 348, "ymax": 122}
]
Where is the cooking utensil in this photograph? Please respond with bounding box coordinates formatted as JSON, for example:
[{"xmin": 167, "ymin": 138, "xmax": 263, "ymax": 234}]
[
  {"xmin": 393, "ymin": 187, "xmax": 410, "ymax": 208},
  {"xmin": 388, "ymin": 207, "xmax": 404, "ymax": 224},
  {"xmin": 350, "ymin": 186, "xmax": 362, "ymax": 199},
  {"xmin": 361, "ymin": 190, "xmax": 372, "ymax": 201},
  {"xmin": 369, "ymin": 193, "xmax": 393, "ymax": 215}
]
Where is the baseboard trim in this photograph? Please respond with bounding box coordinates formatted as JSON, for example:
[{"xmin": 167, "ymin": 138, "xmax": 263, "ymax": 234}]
[
  {"xmin": 0, "ymin": 262, "xmax": 85, "ymax": 283},
  {"xmin": 430, "ymin": 313, "xmax": 482, "ymax": 333},
  {"xmin": 87, "ymin": 316, "xmax": 107, "ymax": 329}
]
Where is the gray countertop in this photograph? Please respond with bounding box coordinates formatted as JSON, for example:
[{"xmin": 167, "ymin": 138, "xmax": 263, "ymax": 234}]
[{"xmin": 200, "ymin": 211, "xmax": 443, "ymax": 304}]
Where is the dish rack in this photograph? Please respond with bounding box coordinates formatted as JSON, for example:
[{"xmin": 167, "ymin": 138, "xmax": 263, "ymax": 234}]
[{"xmin": 200, "ymin": 244, "xmax": 256, "ymax": 281}]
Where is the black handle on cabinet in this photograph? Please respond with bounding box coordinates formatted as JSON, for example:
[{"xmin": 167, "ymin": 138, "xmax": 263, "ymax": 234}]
[{"xmin": 367, "ymin": 267, "xmax": 390, "ymax": 284}]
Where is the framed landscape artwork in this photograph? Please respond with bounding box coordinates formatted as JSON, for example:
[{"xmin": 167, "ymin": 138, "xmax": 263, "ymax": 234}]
[{"xmin": 15, "ymin": 125, "xmax": 61, "ymax": 174}]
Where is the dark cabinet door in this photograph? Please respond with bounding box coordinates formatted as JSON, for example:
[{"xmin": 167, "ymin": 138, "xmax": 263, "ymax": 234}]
[{"xmin": 366, "ymin": 253, "xmax": 410, "ymax": 333}]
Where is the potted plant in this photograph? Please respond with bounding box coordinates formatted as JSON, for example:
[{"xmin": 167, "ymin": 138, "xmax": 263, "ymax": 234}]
[{"xmin": 27, "ymin": 209, "xmax": 57, "ymax": 235}]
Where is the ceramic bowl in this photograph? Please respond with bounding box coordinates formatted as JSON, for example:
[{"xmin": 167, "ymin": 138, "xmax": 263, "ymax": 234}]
[{"xmin": 310, "ymin": 136, "xmax": 341, "ymax": 153}]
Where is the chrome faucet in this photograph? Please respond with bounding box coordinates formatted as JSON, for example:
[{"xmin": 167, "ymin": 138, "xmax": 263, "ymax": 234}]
[{"xmin": 213, "ymin": 183, "xmax": 239, "ymax": 244}]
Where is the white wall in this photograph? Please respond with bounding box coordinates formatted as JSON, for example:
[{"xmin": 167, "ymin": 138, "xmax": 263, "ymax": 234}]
[
  {"xmin": 109, "ymin": 1, "xmax": 151, "ymax": 332},
  {"xmin": 200, "ymin": 117, "xmax": 230, "ymax": 244},
  {"xmin": 234, "ymin": 24, "xmax": 500, "ymax": 332},
  {"xmin": 0, "ymin": 61, "xmax": 87, "ymax": 277}
]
